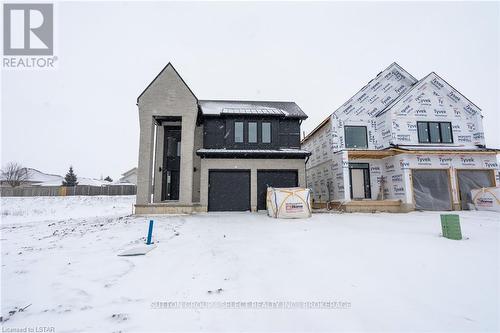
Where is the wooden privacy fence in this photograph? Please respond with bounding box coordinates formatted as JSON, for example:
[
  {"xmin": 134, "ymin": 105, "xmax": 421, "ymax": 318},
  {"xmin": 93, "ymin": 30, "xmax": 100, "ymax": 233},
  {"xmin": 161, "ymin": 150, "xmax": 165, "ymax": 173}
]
[{"xmin": 0, "ymin": 185, "xmax": 137, "ymax": 197}]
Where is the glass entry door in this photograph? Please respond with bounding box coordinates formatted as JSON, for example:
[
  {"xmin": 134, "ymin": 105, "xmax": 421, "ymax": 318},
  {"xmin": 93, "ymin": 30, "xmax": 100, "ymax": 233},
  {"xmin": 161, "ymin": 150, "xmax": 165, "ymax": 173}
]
[
  {"xmin": 349, "ymin": 163, "xmax": 371, "ymax": 199},
  {"xmin": 162, "ymin": 126, "xmax": 181, "ymax": 201}
]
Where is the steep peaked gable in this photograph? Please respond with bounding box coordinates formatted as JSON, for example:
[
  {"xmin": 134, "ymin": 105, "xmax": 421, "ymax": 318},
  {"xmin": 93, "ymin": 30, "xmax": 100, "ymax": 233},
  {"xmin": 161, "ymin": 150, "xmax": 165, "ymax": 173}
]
[
  {"xmin": 137, "ymin": 63, "xmax": 197, "ymax": 104},
  {"xmin": 385, "ymin": 72, "xmax": 482, "ymax": 119},
  {"xmin": 332, "ymin": 62, "xmax": 418, "ymax": 122},
  {"xmin": 387, "ymin": 72, "xmax": 485, "ymax": 146}
]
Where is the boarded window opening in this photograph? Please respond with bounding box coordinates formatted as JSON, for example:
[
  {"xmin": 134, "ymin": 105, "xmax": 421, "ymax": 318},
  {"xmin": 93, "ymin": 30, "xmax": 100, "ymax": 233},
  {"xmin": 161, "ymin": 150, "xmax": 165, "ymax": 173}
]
[
  {"xmin": 457, "ymin": 170, "xmax": 494, "ymax": 210},
  {"xmin": 412, "ymin": 169, "xmax": 452, "ymax": 211}
]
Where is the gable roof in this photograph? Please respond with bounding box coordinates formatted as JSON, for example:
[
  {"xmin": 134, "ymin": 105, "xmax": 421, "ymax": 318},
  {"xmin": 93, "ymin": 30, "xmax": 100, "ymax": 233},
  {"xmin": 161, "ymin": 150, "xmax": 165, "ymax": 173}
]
[
  {"xmin": 332, "ymin": 62, "xmax": 418, "ymax": 120},
  {"xmin": 375, "ymin": 71, "xmax": 482, "ymax": 117},
  {"xmin": 301, "ymin": 115, "xmax": 331, "ymax": 143},
  {"xmin": 198, "ymin": 100, "xmax": 308, "ymax": 119},
  {"xmin": 121, "ymin": 167, "xmax": 137, "ymax": 177},
  {"xmin": 137, "ymin": 63, "xmax": 197, "ymax": 104},
  {"xmin": 302, "ymin": 62, "xmax": 417, "ymax": 142}
]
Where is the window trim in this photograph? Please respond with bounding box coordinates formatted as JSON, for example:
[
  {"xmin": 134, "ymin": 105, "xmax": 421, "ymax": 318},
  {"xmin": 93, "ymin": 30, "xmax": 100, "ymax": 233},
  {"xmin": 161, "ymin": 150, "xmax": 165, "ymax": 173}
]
[
  {"xmin": 248, "ymin": 122, "xmax": 257, "ymax": 143},
  {"xmin": 234, "ymin": 121, "xmax": 244, "ymax": 143},
  {"xmin": 417, "ymin": 121, "xmax": 453, "ymax": 144},
  {"xmin": 261, "ymin": 121, "xmax": 272, "ymax": 144},
  {"xmin": 344, "ymin": 125, "xmax": 368, "ymax": 149}
]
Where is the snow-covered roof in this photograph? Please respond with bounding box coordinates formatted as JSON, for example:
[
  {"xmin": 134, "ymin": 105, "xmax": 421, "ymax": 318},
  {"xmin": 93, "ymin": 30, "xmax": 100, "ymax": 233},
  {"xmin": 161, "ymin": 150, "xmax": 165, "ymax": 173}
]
[
  {"xmin": 198, "ymin": 100, "xmax": 307, "ymax": 119},
  {"xmin": 121, "ymin": 167, "xmax": 137, "ymax": 177},
  {"xmin": 25, "ymin": 168, "xmax": 62, "ymax": 183},
  {"xmin": 40, "ymin": 177, "xmax": 112, "ymax": 187},
  {"xmin": 0, "ymin": 167, "xmax": 114, "ymax": 186},
  {"xmin": 0, "ymin": 168, "xmax": 62, "ymax": 183},
  {"xmin": 393, "ymin": 145, "xmax": 498, "ymax": 152},
  {"xmin": 197, "ymin": 148, "xmax": 310, "ymax": 153},
  {"xmin": 196, "ymin": 148, "xmax": 311, "ymax": 157}
]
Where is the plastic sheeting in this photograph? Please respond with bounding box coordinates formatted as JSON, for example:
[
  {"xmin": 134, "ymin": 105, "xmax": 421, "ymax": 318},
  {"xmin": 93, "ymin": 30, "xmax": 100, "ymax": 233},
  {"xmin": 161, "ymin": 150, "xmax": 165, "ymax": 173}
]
[
  {"xmin": 471, "ymin": 187, "xmax": 500, "ymax": 212},
  {"xmin": 457, "ymin": 170, "xmax": 495, "ymax": 210},
  {"xmin": 266, "ymin": 187, "xmax": 312, "ymax": 219},
  {"xmin": 412, "ymin": 170, "xmax": 452, "ymax": 211}
]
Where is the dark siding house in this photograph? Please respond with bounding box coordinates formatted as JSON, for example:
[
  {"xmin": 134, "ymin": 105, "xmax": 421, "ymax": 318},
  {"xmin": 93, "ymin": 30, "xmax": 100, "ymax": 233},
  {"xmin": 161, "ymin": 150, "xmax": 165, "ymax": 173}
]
[{"xmin": 135, "ymin": 64, "xmax": 310, "ymax": 214}]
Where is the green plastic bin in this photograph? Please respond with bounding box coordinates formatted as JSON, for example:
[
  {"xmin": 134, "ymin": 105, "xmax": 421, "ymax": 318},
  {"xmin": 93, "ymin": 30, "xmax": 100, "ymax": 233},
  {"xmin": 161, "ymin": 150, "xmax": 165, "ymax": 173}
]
[{"xmin": 440, "ymin": 214, "xmax": 462, "ymax": 240}]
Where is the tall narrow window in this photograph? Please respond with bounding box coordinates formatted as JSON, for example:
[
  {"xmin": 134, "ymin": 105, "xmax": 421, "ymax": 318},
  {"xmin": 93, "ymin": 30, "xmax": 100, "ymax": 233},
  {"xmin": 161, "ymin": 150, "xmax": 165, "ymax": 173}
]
[
  {"xmin": 248, "ymin": 122, "xmax": 257, "ymax": 143},
  {"xmin": 234, "ymin": 121, "xmax": 243, "ymax": 143},
  {"xmin": 262, "ymin": 122, "xmax": 271, "ymax": 143},
  {"xmin": 344, "ymin": 126, "xmax": 368, "ymax": 149},
  {"xmin": 429, "ymin": 122, "xmax": 441, "ymax": 143},
  {"xmin": 417, "ymin": 122, "xmax": 429, "ymax": 143},
  {"xmin": 440, "ymin": 122, "xmax": 453, "ymax": 143}
]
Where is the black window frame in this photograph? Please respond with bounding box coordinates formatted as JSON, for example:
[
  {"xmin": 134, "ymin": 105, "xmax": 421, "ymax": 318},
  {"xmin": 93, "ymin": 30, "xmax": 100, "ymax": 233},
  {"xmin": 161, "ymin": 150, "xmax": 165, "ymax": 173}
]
[
  {"xmin": 230, "ymin": 119, "xmax": 276, "ymax": 147},
  {"xmin": 417, "ymin": 121, "xmax": 453, "ymax": 144},
  {"xmin": 344, "ymin": 125, "xmax": 368, "ymax": 149},
  {"xmin": 234, "ymin": 121, "xmax": 244, "ymax": 143},
  {"xmin": 248, "ymin": 121, "xmax": 258, "ymax": 143},
  {"xmin": 348, "ymin": 163, "xmax": 371, "ymax": 199},
  {"xmin": 261, "ymin": 121, "xmax": 272, "ymax": 144}
]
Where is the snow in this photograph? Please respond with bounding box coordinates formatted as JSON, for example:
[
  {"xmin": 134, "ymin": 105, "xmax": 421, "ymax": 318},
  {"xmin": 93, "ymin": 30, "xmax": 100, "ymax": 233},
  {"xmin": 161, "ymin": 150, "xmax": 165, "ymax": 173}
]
[
  {"xmin": 197, "ymin": 148, "xmax": 310, "ymax": 154},
  {"xmin": 198, "ymin": 100, "xmax": 304, "ymax": 118},
  {"xmin": 397, "ymin": 145, "xmax": 496, "ymax": 151},
  {"xmin": 25, "ymin": 168, "xmax": 62, "ymax": 183},
  {"xmin": 0, "ymin": 196, "xmax": 135, "ymax": 224},
  {"xmin": 1, "ymin": 196, "xmax": 499, "ymax": 331},
  {"xmin": 0, "ymin": 168, "xmax": 113, "ymax": 187},
  {"xmin": 39, "ymin": 177, "xmax": 112, "ymax": 187},
  {"xmin": 199, "ymin": 101, "xmax": 283, "ymax": 116},
  {"xmin": 221, "ymin": 107, "xmax": 284, "ymax": 116}
]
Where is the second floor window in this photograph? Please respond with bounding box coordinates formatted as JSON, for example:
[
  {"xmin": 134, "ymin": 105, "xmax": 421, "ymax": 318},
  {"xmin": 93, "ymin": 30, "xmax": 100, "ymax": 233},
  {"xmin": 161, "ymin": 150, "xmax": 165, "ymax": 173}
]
[
  {"xmin": 248, "ymin": 122, "xmax": 257, "ymax": 143},
  {"xmin": 344, "ymin": 126, "xmax": 368, "ymax": 149},
  {"xmin": 417, "ymin": 121, "xmax": 453, "ymax": 143},
  {"xmin": 234, "ymin": 122, "xmax": 244, "ymax": 143},
  {"xmin": 262, "ymin": 122, "xmax": 271, "ymax": 143}
]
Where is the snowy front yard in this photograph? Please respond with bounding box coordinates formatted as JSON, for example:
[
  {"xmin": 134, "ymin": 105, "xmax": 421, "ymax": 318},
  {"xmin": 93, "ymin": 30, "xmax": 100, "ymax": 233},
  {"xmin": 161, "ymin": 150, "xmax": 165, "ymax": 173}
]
[{"xmin": 1, "ymin": 196, "xmax": 499, "ymax": 332}]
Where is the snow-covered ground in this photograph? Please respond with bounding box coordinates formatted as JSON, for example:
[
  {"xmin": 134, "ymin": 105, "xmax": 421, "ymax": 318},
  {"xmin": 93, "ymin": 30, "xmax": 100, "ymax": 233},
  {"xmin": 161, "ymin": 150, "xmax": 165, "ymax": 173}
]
[{"xmin": 1, "ymin": 196, "xmax": 498, "ymax": 332}]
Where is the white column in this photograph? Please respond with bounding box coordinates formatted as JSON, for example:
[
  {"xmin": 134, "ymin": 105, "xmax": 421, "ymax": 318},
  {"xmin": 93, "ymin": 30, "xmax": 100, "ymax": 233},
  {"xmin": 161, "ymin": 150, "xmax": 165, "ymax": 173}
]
[{"xmin": 342, "ymin": 151, "xmax": 351, "ymax": 201}]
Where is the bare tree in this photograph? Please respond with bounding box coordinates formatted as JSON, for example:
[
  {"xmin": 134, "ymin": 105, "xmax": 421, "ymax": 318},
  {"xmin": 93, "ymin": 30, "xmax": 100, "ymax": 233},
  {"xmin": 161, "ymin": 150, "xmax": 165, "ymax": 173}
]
[{"xmin": 1, "ymin": 162, "xmax": 29, "ymax": 187}]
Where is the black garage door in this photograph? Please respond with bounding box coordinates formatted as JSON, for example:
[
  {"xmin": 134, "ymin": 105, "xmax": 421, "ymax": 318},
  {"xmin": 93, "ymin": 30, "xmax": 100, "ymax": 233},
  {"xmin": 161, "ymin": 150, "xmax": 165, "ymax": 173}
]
[
  {"xmin": 412, "ymin": 169, "xmax": 452, "ymax": 211},
  {"xmin": 457, "ymin": 170, "xmax": 495, "ymax": 210},
  {"xmin": 257, "ymin": 170, "xmax": 298, "ymax": 210},
  {"xmin": 208, "ymin": 170, "xmax": 250, "ymax": 211}
]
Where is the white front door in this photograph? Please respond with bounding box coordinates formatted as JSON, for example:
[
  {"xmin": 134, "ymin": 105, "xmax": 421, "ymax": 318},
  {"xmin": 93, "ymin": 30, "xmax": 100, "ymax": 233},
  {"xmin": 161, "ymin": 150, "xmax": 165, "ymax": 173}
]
[{"xmin": 351, "ymin": 169, "xmax": 365, "ymax": 199}]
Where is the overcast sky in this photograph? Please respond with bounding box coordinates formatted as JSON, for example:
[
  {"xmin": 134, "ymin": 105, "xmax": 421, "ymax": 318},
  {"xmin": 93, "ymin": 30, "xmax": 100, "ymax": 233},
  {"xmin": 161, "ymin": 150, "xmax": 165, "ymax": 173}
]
[{"xmin": 2, "ymin": 1, "xmax": 499, "ymax": 179}]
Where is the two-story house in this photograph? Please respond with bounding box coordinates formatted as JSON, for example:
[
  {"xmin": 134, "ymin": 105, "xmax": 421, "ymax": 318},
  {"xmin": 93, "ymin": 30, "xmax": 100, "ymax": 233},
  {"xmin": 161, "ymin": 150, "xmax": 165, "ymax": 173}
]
[
  {"xmin": 135, "ymin": 63, "xmax": 310, "ymax": 214},
  {"xmin": 302, "ymin": 63, "xmax": 499, "ymax": 212}
]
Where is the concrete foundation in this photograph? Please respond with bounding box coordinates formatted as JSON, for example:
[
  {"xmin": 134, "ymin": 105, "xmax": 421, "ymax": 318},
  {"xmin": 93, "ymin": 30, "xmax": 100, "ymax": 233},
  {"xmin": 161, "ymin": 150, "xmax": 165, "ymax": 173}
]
[{"xmin": 135, "ymin": 203, "xmax": 206, "ymax": 215}]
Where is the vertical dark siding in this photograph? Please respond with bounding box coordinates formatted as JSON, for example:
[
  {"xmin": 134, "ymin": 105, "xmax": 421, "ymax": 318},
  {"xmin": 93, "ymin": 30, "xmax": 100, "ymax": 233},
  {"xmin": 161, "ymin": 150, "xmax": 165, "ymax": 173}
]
[{"xmin": 203, "ymin": 116, "xmax": 301, "ymax": 150}]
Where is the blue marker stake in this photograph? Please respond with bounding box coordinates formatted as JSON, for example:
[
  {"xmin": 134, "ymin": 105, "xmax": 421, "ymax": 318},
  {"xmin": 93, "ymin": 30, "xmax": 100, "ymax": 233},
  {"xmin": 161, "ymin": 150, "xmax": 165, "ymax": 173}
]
[{"xmin": 146, "ymin": 220, "xmax": 154, "ymax": 245}]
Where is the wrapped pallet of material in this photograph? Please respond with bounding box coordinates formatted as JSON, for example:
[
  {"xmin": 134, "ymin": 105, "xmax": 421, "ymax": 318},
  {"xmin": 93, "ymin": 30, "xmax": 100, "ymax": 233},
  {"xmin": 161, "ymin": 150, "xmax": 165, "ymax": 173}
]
[
  {"xmin": 471, "ymin": 187, "xmax": 500, "ymax": 212},
  {"xmin": 266, "ymin": 187, "xmax": 312, "ymax": 219}
]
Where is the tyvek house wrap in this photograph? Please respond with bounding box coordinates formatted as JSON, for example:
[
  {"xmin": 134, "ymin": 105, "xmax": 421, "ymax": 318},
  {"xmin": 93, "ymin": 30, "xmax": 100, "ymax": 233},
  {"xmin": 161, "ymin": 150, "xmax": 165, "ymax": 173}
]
[
  {"xmin": 395, "ymin": 154, "xmax": 498, "ymax": 206},
  {"xmin": 330, "ymin": 63, "xmax": 418, "ymax": 151},
  {"xmin": 384, "ymin": 72, "xmax": 485, "ymax": 147}
]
